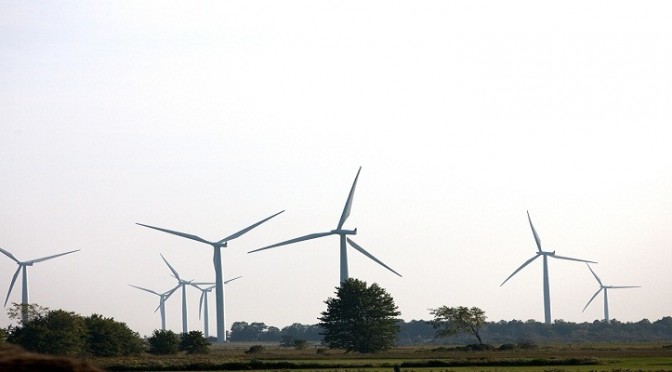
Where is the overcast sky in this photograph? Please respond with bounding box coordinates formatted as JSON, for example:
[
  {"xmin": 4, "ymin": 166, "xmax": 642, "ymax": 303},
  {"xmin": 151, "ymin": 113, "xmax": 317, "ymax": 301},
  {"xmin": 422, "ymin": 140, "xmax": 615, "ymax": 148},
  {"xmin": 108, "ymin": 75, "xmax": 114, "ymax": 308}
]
[{"xmin": 1, "ymin": 1, "xmax": 671, "ymax": 338}]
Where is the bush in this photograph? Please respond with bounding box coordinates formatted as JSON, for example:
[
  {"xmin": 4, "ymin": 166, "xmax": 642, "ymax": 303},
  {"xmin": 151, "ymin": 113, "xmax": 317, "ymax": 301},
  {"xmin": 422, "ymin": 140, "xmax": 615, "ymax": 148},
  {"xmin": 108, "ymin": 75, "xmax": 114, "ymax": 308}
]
[
  {"xmin": 245, "ymin": 345, "xmax": 264, "ymax": 354},
  {"xmin": 179, "ymin": 331, "xmax": 210, "ymax": 354},
  {"xmin": 147, "ymin": 329, "xmax": 179, "ymax": 355},
  {"xmin": 85, "ymin": 314, "xmax": 144, "ymax": 356},
  {"xmin": 7, "ymin": 309, "xmax": 87, "ymax": 357}
]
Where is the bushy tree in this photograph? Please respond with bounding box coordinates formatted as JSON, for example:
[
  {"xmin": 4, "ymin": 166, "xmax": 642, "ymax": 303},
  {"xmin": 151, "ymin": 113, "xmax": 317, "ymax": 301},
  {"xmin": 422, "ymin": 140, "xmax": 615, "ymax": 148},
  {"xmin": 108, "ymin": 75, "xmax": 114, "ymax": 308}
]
[
  {"xmin": 429, "ymin": 306, "xmax": 487, "ymax": 344},
  {"xmin": 147, "ymin": 329, "xmax": 180, "ymax": 355},
  {"xmin": 84, "ymin": 314, "xmax": 144, "ymax": 356},
  {"xmin": 179, "ymin": 330, "xmax": 210, "ymax": 354},
  {"xmin": 7, "ymin": 309, "xmax": 87, "ymax": 356},
  {"xmin": 319, "ymin": 278, "xmax": 400, "ymax": 353}
]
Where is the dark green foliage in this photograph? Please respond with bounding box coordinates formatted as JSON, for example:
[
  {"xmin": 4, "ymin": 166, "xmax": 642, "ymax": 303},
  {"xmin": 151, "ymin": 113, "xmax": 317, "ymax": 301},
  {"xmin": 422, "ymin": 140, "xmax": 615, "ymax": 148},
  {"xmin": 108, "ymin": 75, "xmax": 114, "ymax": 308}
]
[
  {"xmin": 84, "ymin": 314, "xmax": 144, "ymax": 356},
  {"xmin": 429, "ymin": 306, "xmax": 487, "ymax": 344},
  {"xmin": 244, "ymin": 344, "xmax": 264, "ymax": 354},
  {"xmin": 7, "ymin": 309, "xmax": 87, "ymax": 356},
  {"xmin": 179, "ymin": 330, "xmax": 210, "ymax": 354},
  {"xmin": 147, "ymin": 329, "xmax": 179, "ymax": 355},
  {"xmin": 319, "ymin": 278, "xmax": 401, "ymax": 353},
  {"xmin": 6, "ymin": 303, "xmax": 49, "ymax": 325},
  {"xmin": 0, "ymin": 328, "xmax": 6, "ymax": 344}
]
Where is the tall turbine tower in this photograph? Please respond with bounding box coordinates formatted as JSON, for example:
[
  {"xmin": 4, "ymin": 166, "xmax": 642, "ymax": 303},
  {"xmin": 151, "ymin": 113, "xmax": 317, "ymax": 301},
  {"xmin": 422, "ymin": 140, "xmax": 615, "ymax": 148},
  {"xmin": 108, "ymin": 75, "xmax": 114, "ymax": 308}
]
[
  {"xmin": 129, "ymin": 284, "xmax": 179, "ymax": 330},
  {"xmin": 249, "ymin": 167, "xmax": 401, "ymax": 283},
  {"xmin": 500, "ymin": 211, "xmax": 597, "ymax": 324},
  {"xmin": 583, "ymin": 263, "xmax": 640, "ymax": 322},
  {"xmin": 160, "ymin": 254, "xmax": 213, "ymax": 335},
  {"xmin": 193, "ymin": 276, "xmax": 241, "ymax": 338},
  {"xmin": 1, "ymin": 247, "xmax": 80, "ymax": 323},
  {"xmin": 137, "ymin": 210, "xmax": 283, "ymax": 342}
]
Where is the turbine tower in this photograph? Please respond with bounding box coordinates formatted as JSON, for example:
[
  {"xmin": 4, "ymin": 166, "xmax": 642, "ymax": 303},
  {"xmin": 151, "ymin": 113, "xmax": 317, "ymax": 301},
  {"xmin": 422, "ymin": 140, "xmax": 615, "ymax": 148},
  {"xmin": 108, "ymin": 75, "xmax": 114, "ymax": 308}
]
[
  {"xmin": 128, "ymin": 284, "xmax": 179, "ymax": 330},
  {"xmin": 500, "ymin": 211, "xmax": 596, "ymax": 324},
  {"xmin": 160, "ymin": 254, "xmax": 213, "ymax": 335},
  {"xmin": 249, "ymin": 167, "xmax": 401, "ymax": 283},
  {"xmin": 137, "ymin": 210, "xmax": 283, "ymax": 342},
  {"xmin": 583, "ymin": 263, "xmax": 640, "ymax": 322},
  {"xmin": 1, "ymin": 247, "xmax": 80, "ymax": 323},
  {"xmin": 193, "ymin": 276, "xmax": 241, "ymax": 338}
]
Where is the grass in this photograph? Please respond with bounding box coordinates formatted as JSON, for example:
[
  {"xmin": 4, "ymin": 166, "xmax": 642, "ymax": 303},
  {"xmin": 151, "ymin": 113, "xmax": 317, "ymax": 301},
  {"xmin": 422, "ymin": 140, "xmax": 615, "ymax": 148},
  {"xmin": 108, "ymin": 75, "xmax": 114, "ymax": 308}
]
[{"xmin": 84, "ymin": 342, "xmax": 672, "ymax": 372}]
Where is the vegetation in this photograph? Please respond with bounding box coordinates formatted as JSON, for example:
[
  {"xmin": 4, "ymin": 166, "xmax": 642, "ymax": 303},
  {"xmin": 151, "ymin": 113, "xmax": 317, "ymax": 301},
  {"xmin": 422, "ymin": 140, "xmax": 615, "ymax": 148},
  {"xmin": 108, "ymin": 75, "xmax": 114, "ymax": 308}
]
[
  {"xmin": 5, "ymin": 305, "xmax": 144, "ymax": 357},
  {"xmin": 179, "ymin": 330, "xmax": 211, "ymax": 354},
  {"xmin": 229, "ymin": 321, "xmax": 322, "ymax": 342},
  {"xmin": 319, "ymin": 278, "xmax": 401, "ymax": 353},
  {"xmin": 147, "ymin": 329, "xmax": 179, "ymax": 355},
  {"xmin": 429, "ymin": 306, "xmax": 487, "ymax": 344}
]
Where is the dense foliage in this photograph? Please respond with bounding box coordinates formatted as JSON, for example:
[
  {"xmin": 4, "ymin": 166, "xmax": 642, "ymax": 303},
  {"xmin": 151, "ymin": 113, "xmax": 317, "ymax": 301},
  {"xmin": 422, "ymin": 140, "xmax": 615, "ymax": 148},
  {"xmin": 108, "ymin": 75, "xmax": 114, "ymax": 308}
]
[
  {"xmin": 319, "ymin": 278, "xmax": 401, "ymax": 353},
  {"xmin": 147, "ymin": 329, "xmax": 180, "ymax": 355},
  {"xmin": 430, "ymin": 306, "xmax": 487, "ymax": 344},
  {"xmin": 5, "ymin": 306, "xmax": 144, "ymax": 357},
  {"xmin": 179, "ymin": 330, "xmax": 211, "ymax": 354},
  {"xmin": 229, "ymin": 321, "xmax": 322, "ymax": 342}
]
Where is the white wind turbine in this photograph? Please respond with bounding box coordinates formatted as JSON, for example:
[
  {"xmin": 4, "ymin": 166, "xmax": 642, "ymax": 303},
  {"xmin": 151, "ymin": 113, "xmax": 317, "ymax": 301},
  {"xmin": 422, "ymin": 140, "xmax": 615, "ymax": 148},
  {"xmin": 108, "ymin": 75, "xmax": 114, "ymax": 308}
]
[
  {"xmin": 160, "ymin": 253, "xmax": 213, "ymax": 335},
  {"xmin": 128, "ymin": 284, "xmax": 179, "ymax": 331},
  {"xmin": 137, "ymin": 210, "xmax": 284, "ymax": 342},
  {"xmin": 500, "ymin": 211, "xmax": 597, "ymax": 324},
  {"xmin": 192, "ymin": 276, "xmax": 241, "ymax": 338},
  {"xmin": 1, "ymin": 247, "xmax": 80, "ymax": 323},
  {"xmin": 583, "ymin": 263, "xmax": 640, "ymax": 322},
  {"xmin": 249, "ymin": 167, "xmax": 401, "ymax": 283}
]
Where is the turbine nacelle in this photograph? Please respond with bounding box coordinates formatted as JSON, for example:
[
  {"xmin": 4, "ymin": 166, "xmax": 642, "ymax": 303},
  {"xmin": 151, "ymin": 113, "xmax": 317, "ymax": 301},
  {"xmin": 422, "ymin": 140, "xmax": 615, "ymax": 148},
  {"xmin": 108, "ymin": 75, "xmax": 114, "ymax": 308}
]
[{"xmin": 330, "ymin": 228, "xmax": 357, "ymax": 235}]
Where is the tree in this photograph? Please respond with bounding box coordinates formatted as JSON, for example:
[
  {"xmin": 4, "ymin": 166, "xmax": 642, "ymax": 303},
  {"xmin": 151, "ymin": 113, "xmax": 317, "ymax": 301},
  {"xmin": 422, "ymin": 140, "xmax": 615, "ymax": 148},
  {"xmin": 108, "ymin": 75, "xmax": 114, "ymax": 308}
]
[
  {"xmin": 429, "ymin": 306, "xmax": 487, "ymax": 345},
  {"xmin": 84, "ymin": 314, "xmax": 144, "ymax": 356},
  {"xmin": 7, "ymin": 303, "xmax": 49, "ymax": 325},
  {"xmin": 318, "ymin": 278, "xmax": 400, "ymax": 353},
  {"xmin": 179, "ymin": 330, "xmax": 211, "ymax": 354},
  {"xmin": 147, "ymin": 329, "xmax": 179, "ymax": 355},
  {"xmin": 7, "ymin": 309, "xmax": 87, "ymax": 356}
]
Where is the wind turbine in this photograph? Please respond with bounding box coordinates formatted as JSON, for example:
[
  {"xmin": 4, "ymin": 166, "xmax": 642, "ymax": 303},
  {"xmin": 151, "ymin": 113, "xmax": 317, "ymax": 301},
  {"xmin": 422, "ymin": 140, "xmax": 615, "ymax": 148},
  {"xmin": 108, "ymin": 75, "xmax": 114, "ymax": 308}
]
[
  {"xmin": 500, "ymin": 211, "xmax": 597, "ymax": 324},
  {"xmin": 160, "ymin": 253, "xmax": 213, "ymax": 335},
  {"xmin": 137, "ymin": 210, "xmax": 284, "ymax": 342},
  {"xmin": 1, "ymin": 247, "xmax": 80, "ymax": 323},
  {"xmin": 192, "ymin": 276, "xmax": 241, "ymax": 338},
  {"xmin": 128, "ymin": 284, "xmax": 179, "ymax": 330},
  {"xmin": 248, "ymin": 167, "xmax": 402, "ymax": 283},
  {"xmin": 582, "ymin": 263, "xmax": 640, "ymax": 322}
]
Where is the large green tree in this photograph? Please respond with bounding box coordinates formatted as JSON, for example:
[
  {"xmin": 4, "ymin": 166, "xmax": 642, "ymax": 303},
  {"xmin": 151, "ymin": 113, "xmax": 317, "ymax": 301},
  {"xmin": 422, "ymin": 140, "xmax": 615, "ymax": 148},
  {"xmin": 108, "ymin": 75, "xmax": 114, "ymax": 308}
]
[
  {"xmin": 318, "ymin": 278, "xmax": 400, "ymax": 353},
  {"xmin": 429, "ymin": 306, "xmax": 487, "ymax": 344}
]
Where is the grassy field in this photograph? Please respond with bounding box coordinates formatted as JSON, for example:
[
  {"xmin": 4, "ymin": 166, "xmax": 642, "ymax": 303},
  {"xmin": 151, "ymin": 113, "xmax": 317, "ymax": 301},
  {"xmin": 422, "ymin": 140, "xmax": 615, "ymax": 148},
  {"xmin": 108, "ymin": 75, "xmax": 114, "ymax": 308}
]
[{"xmin": 87, "ymin": 342, "xmax": 672, "ymax": 372}]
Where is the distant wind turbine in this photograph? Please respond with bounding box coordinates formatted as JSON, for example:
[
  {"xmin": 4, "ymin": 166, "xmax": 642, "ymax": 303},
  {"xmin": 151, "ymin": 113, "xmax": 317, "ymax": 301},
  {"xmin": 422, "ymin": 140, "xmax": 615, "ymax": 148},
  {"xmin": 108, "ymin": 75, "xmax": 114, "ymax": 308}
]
[
  {"xmin": 583, "ymin": 263, "xmax": 640, "ymax": 322},
  {"xmin": 128, "ymin": 284, "xmax": 179, "ymax": 330},
  {"xmin": 192, "ymin": 276, "xmax": 241, "ymax": 338},
  {"xmin": 248, "ymin": 167, "xmax": 401, "ymax": 283},
  {"xmin": 1, "ymin": 247, "xmax": 80, "ymax": 323},
  {"xmin": 137, "ymin": 210, "xmax": 284, "ymax": 342},
  {"xmin": 160, "ymin": 254, "xmax": 213, "ymax": 334},
  {"xmin": 500, "ymin": 211, "xmax": 597, "ymax": 324}
]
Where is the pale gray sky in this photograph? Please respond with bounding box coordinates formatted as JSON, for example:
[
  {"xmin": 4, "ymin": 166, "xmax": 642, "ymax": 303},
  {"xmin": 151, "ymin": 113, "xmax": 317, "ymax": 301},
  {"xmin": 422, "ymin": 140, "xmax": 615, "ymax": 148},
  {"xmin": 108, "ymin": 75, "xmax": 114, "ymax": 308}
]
[{"xmin": 1, "ymin": 1, "xmax": 671, "ymax": 337}]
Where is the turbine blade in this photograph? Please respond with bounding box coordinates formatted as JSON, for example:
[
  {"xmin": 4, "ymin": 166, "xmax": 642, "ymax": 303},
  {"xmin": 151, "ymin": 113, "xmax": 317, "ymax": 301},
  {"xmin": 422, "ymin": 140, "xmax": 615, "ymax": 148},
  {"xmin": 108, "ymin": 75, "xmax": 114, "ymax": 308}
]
[
  {"xmin": 224, "ymin": 276, "xmax": 242, "ymax": 284},
  {"xmin": 582, "ymin": 288, "xmax": 603, "ymax": 312},
  {"xmin": 0, "ymin": 247, "xmax": 20, "ymax": 263},
  {"xmin": 4, "ymin": 266, "xmax": 21, "ymax": 307},
  {"xmin": 551, "ymin": 254, "xmax": 597, "ymax": 264},
  {"xmin": 586, "ymin": 263, "xmax": 603, "ymax": 286},
  {"xmin": 346, "ymin": 238, "xmax": 402, "ymax": 277},
  {"xmin": 137, "ymin": 223, "xmax": 212, "ymax": 245},
  {"xmin": 527, "ymin": 211, "xmax": 542, "ymax": 252},
  {"xmin": 29, "ymin": 249, "xmax": 80, "ymax": 264},
  {"xmin": 500, "ymin": 255, "xmax": 540, "ymax": 286},
  {"xmin": 129, "ymin": 284, "xmax": 161, "ymax": 296},
  {"xmin": 160, "ymin": 254, "xmax": 181, "ymax": 280},
  {"xmin": 248, "ymin": 231, "xmax": 334, "ymax": 253},
  {"xmin": 337, "ymin": 167, "xmax": 362, "ymax": 230},
  {"xmin": 610, "ymin": 286, "xmax": 641, "ymax": 289},
  {"xmin": 217, "ymin": 210, "xmax": 285, "ymax": 244},
  {"xmin": 199, "ymin": 291, "xmax": 205, "ymax": 320}
]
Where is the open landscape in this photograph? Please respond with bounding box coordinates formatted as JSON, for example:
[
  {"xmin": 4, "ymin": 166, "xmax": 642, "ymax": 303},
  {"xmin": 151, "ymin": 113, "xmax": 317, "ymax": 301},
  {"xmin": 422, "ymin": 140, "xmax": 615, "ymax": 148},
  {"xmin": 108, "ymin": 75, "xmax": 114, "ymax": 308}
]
[{"xmin": 85, "ymin": 342, "xmax": 672, "ymax": 372}]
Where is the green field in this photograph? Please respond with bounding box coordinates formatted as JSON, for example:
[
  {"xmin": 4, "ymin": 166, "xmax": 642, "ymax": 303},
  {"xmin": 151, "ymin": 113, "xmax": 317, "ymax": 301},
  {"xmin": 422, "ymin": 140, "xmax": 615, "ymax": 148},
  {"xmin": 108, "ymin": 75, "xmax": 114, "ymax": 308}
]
[{"xmin": 86, "ymin": 342, "xmax": 672, "ymax": 372}]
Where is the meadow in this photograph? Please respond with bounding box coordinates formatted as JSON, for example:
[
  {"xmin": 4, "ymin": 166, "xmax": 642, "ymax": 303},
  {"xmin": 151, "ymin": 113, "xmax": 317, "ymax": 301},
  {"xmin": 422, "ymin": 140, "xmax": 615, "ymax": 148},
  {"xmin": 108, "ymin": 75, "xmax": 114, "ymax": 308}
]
[{"xmin": 87, "ymin": 342, "xmax": 672, "ymax": 372}]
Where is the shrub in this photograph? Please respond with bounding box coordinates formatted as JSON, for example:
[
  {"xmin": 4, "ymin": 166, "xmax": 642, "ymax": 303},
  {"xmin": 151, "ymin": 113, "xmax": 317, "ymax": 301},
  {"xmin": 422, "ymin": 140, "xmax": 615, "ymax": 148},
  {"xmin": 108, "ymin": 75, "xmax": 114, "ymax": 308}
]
[
  {"xmin": 179, "ymin": 331, "xmax": 210, "ymax": 354},
  {"xmin": 245, "ymin": 345, "xmax": 264, "ymax": 354},
  {"xmin": 84, "ymin": 314, "xmax": 144, "ymax": 356},
  {"xmin": 147, "ymin": 329, "xmax": 179, "ymax": 355}
]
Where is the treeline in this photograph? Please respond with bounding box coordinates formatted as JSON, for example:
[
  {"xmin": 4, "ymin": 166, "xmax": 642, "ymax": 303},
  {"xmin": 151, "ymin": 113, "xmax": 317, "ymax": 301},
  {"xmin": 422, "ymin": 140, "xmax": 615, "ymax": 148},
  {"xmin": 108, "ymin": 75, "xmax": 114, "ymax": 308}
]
[{"xmin": 230, "ymin": 317, "xmax": 672, "ymax": 345}]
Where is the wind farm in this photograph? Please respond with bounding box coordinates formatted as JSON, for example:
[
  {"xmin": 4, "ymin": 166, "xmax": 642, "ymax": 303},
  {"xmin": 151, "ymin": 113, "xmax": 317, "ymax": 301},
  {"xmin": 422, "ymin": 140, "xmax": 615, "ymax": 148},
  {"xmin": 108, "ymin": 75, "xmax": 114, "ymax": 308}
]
[{"xmin": 128, "ymin": 284, "xmax": 179, "ymax": 331}]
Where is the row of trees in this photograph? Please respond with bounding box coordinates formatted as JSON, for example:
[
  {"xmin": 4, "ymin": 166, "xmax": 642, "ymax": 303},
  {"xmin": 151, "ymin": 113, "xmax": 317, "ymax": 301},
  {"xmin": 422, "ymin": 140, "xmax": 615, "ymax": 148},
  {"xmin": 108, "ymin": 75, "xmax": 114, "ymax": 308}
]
[{"xmin": 229, "ymin": 321, "xmax": 322, "ymax": 343}]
